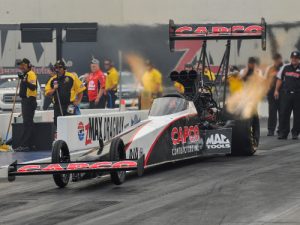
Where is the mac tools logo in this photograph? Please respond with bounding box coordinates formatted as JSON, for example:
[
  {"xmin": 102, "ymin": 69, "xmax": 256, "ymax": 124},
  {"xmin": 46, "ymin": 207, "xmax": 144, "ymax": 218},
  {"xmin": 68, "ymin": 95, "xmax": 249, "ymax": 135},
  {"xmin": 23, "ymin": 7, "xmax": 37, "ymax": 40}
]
[{"xmin": 206, "ymin": 134, "xmax": 230, "ymax": 149}]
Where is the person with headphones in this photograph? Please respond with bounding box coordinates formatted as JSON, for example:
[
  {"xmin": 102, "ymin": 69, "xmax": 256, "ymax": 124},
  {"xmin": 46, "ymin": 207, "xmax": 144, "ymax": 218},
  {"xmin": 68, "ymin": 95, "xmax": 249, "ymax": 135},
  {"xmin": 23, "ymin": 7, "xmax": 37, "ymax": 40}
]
[
  {"xmin": 14, "ymin": 58, "xmax": 38, "ymax": 152},
  {"xmin": 45, "ymin": 60, "xmax": 86, "ymax": 127}
]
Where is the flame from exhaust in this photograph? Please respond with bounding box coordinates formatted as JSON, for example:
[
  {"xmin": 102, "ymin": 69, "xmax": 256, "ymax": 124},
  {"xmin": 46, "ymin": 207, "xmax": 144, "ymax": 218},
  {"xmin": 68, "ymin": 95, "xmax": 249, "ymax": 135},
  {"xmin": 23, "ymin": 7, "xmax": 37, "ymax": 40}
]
[
  {"xmin": 125, "ymin": 53, "xmax": 147, "ymax": 84},
  {"xmin": 226, "ymin": 71, "xmax": 274, "ymax": 119}
]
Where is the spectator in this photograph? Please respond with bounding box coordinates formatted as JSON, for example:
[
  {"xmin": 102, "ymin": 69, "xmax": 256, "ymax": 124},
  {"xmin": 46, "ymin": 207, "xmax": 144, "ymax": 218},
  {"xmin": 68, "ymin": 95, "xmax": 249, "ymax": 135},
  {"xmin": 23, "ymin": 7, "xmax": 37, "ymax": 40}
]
[
  {"xmin": 275, "ymin": 51, "xmax": 300, "ymax": 140},
  {"xmin": 142, "ymin": 60, "xmax": 163, "ymax": 97},
  {"xmin": 86, "ymin": 58, "xmax": 106, "ymax": 109},
  {"xmin": 265, "ymin": 53, "xmax": 283, "ymax": 136},
  {"xmin": 104, "ymin": 59, "xmax": 119, "ymax": 108}
]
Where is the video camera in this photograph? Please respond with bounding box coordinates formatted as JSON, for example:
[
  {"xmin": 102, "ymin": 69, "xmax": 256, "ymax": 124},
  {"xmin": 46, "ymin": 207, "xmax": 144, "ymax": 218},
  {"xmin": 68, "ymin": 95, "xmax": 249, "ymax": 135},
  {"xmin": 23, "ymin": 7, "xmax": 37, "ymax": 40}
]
[
  {"xmin": 17, "ymin": 72, "xmax": 26, "ymax": 80},
  {"xmin": 49, "ymin": 64, "xmax": 56, "ymax": 73}
]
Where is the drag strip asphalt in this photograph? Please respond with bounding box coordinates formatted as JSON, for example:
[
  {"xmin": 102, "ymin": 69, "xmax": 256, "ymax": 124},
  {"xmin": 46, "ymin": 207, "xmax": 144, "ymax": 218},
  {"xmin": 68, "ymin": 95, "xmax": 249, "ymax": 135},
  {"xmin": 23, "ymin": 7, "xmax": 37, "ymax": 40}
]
[{"xmin": 0, "ymin": 127, "xmax": 300, "ymax": 225}]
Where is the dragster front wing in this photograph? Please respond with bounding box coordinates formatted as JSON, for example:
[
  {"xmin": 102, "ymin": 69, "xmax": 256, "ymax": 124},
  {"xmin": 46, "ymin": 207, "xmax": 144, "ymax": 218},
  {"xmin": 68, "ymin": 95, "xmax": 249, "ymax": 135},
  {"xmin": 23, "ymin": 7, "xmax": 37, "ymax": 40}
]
[{"xmin": 8, "ymin": 157, "xmax": 145, "ymax": 182}]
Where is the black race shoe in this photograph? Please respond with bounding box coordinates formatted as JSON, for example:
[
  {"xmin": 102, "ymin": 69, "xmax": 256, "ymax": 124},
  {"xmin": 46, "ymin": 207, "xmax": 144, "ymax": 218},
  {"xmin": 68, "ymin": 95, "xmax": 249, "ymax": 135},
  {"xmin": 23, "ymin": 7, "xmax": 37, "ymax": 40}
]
[
  {"xmin": 292, "ymin": 134, "xmax": 299, "ymax": 140},
  {"xmin": 30, "ymin": 145, "xmax": 37, "ymax": 151},
  {"xmin": 267, "ymin": 131, "xmax": 274, "ymax": 136},
  {"xmin": 14, "ymin": 146, "xmax": 30, "ymax": 152},
  {"xmin": 278, "ymin": 135, "xmax": 288, "ymax": 140}
]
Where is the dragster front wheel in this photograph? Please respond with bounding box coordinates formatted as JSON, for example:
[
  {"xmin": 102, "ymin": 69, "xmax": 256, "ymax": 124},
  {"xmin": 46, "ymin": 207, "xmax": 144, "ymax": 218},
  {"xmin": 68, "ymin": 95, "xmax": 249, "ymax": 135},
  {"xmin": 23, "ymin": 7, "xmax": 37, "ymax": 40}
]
[
  {"xmin": 52, "ymin": 140, "xmax": 71, "ymax": 188},
  {"xmin": 109, "ymin": 138, "xmax": 126, "ymax": 185}
]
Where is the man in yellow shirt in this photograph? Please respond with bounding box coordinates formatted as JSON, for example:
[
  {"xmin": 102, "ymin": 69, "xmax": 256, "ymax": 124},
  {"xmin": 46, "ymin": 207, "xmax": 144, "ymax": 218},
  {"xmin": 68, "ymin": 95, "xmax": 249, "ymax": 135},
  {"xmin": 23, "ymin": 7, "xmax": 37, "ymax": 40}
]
[
  {"xmin": 15, "ymin": 58, "xmax": 38, "ymax": 151},
  {"xmin": 104, "ymin": 59, "xmax": 119, "ymax": 108},
  {"xmin": 225, "ymin": 66, "xmax": 243, "ymax": 94},
  {"xmin": 45, "ymin": 60, "xmax": 86, "ymax": 126},
  {"xmin": 195, "ymin": 64, "xmax": 216, "ymax": 85},
  {"xmin": 142, "ymin": 60, "xmax": 163, "ymax": 97}
]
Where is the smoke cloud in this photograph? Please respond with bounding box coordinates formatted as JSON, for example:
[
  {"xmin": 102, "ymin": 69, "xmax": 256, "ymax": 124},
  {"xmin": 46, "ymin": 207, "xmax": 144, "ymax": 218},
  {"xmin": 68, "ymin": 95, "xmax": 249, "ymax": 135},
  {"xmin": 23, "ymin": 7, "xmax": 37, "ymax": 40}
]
[{"xmin": 226, "ymin": 71, "xmax": 274, "ymax": 119}]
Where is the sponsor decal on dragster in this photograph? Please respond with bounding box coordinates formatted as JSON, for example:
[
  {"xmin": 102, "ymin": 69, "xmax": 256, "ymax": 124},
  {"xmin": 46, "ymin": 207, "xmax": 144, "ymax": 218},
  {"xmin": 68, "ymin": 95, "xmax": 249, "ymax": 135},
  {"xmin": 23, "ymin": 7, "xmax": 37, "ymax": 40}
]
[
  {"xmin": 203, "ymin": 129, "xmax": 232, "ymax": 154},
  {"xmin": 77, "ymin": 116, "xmax": 125, "ymax": 145},
  {"xmin": 206, "ymin": 134, "xmax": 230, "ymax": 149},
  {"xmin": 128, "ymin": 147, "xmax": 144, "ymax": 159},
  {"xmin": 171, "ymin": 125, "xmax": 203, "ymax": 156},
  {"xmin": 146, "ymin": 116, "xmax": 204, "ymax": 165},
  {"xmin": 16, "ymin": 161, "xmax": 138, "ymax": 173}
]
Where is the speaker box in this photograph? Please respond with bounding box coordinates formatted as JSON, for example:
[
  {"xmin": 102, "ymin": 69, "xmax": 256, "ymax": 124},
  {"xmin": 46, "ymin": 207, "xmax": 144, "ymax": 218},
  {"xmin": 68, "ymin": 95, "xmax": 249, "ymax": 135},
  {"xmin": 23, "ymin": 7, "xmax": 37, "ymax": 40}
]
[{"xmin": 12, "ymin": 122, "xmax": 55, "ymax": 151}]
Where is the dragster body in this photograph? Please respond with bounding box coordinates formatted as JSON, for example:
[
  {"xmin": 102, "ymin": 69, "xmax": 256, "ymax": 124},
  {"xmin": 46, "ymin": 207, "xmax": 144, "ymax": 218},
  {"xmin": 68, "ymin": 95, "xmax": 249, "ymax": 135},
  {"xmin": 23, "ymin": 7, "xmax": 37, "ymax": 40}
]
[{"xmin": 78, "ymin": 96, "xmax": 232, "ymax": 166}]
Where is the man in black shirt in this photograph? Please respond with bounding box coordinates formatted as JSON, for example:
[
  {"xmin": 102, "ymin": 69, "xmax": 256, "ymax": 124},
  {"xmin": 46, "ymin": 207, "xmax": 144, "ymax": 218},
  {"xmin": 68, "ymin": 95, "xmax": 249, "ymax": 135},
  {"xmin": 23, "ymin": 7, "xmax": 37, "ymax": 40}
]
[
  {"xmin": 275, "ymin": 51, "xmax": 300, "ymax": 139},
  {"xmin": 15, "ymin": 58, "xmax": 38, "ymax": 151},
  {"xmin": 240, "ymin": 57, "xmax": 263, "ymax": 81},
  {"xmin": 45, "ymin": 60, "xmax": 86, "ymax": 127}
]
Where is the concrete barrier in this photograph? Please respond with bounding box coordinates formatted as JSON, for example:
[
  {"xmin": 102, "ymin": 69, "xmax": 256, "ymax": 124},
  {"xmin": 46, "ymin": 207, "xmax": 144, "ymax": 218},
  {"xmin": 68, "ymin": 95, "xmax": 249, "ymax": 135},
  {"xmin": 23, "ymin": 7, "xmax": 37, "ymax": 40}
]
[{"xmin": 57, "ymin": 110, "xmax": 149, "ymax": 152}]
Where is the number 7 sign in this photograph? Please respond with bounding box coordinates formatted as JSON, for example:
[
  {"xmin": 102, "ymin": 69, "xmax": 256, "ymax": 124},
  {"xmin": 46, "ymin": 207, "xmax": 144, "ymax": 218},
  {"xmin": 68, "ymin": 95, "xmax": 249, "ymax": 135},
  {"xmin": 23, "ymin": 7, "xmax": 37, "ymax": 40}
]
[{"xmin": 173, "ymin": 40, "xmax": 203, "ymax": 71}]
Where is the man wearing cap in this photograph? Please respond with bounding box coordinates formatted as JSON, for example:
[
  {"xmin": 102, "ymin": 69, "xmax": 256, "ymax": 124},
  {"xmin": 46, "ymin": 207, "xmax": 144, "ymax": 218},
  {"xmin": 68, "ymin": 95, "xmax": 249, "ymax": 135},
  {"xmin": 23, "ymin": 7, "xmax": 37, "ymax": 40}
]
[
  {"xmin": 142, "ymin": 60, "xmax": 163, "ymax": 97},
  {"xmin": 275, "ymin": 51, "xmax": 300, "ymax": 139},
  {"xmin": 104, "ymin": 59, "xmax": 119, "ymax": 108},
  {"xmin": 45, "ymin": 60, "xmax": 86, "ymax": 127},
  {"xmin": 15, "ymin": 58, "xmax": 38, "ymax": 151},
  {"xmin": 86, "ymin": 58, "xmax": 106, "ymax": 109}
]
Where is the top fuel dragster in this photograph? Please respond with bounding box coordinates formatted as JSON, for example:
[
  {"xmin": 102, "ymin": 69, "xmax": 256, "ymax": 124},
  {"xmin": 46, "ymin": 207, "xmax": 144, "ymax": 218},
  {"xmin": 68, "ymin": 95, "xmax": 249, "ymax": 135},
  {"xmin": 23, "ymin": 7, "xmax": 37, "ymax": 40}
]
[{"xmin": 8, "ymin": 18, "xmax": 266, "ymax": 188}]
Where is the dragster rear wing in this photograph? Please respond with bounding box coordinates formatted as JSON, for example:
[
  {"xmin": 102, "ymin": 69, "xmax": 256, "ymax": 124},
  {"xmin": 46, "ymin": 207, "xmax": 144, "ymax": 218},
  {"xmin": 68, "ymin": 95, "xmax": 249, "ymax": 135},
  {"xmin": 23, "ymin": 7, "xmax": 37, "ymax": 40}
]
[{"xmin": 169, "ymin": 18, "xmax": 267, "ymax": 51}]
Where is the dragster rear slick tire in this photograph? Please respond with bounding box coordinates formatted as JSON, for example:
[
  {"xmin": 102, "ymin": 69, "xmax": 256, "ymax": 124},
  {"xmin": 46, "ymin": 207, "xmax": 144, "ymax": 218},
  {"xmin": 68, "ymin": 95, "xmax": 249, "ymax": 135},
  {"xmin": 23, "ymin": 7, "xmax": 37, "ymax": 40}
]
[
  {"xmin": 225, "ymin": 112, "xmax": 260, "ymax": 156},
  {"xmin": 52, "ymin": 140, "xmax": 71, "ymax": 188},
  {"xmin": 109, "ymin": 138, "xmax": 126, "ymax": 185}
]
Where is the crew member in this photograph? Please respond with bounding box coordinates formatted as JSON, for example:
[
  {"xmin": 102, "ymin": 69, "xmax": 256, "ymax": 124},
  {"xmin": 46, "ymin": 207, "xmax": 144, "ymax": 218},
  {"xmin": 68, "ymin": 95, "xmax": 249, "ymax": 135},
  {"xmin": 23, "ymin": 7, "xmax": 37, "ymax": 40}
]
[
  {"xmin": 86, "ymin": 58, "xmax": 106, "ymax": 109},
  {"xmin": 142, "ymin": 60, "xmax": 163, "ymax": 97},
  {"xmin": 174, "ymin": 63, "xmax": 193, "ymax": 93},
  {"xmin": 265, "ymin": 53, "xmax": 283, "ymax": 136},
  {"xmin": 275, "ymin": 51, "xmax": 300, "ymax": 140},
  {"xmin": 224, "ymin": 66, "xmax": 243, "ymax": 94},
  {"xmin": 196, "ymin": 64, "xmax": 216, "ymax": 82},
  {"xmin": 15, "ymin": 58, "xmax": 38, "ymax": 152},
  {"xmin": 240, "ymin": 57, "xmax": 263, "ymax": 81},
  {"xmin": 240, "ymin": 57, "xmax": 262, "ymax": 143},
  {"xmin": 104, "ymin": 59, "xmax": 119, "ymax": 108},
  {"xmin": 45, "ymin": 60, "xmax": 86, "ymax": 126}
]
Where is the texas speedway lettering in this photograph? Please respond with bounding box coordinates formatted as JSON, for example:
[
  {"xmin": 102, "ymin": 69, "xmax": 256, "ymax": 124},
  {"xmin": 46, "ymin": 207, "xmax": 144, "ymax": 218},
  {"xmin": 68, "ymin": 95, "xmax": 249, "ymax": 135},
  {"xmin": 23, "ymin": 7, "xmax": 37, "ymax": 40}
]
[{"xmin": 87, "ymin": 116, "xmax": 124, "ymax": 144}]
